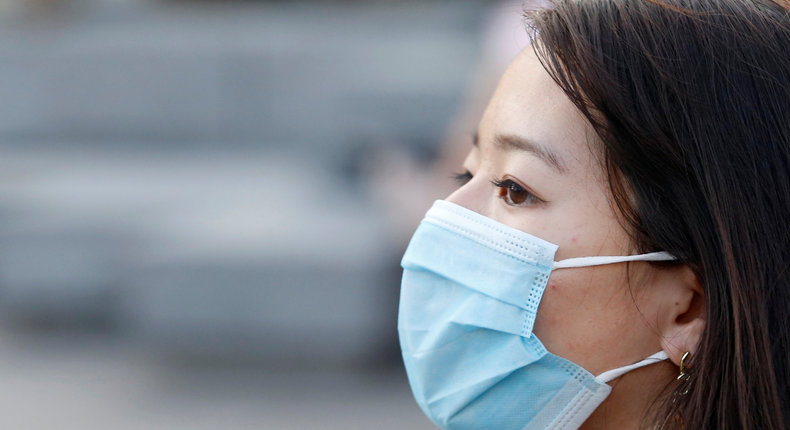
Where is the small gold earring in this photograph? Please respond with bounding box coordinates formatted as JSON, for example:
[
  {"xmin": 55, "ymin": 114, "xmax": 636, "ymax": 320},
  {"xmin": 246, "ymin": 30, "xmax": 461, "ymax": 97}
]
[
  {"xmin": 677, "ymin": 351, "xmax": 691, "ymax": 380},
  {"xmin": 674, "ymin": 351, "xmax": 691, "ymax": 396}
]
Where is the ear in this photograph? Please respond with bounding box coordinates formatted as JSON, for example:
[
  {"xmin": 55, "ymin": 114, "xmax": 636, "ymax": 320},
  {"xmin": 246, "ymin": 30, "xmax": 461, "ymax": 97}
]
[{"xmin": 656, "ymin": 265, "xmax": 705, "ymax": 368}]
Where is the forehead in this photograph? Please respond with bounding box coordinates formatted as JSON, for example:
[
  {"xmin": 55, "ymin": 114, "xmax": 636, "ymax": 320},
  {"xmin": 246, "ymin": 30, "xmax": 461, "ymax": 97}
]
[{"xmin": 477, "ymin": 48, "xmax": 599, "ymax": 174}]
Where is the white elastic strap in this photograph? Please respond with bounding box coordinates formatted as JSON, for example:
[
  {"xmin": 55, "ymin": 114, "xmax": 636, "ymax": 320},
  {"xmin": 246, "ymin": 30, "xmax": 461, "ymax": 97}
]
[
  {"xmin": 552, "ymin": 251, "xmax": 675, "ymax": 270},
  {"xmin": 595, "ymin": 351, "xmax": 669, "ymax": 384}
]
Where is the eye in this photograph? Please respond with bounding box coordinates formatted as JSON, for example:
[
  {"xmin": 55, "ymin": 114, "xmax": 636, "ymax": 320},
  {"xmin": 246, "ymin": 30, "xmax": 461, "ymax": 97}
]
[
  {"xmin": 453, "ymin": 171, "xmax": 473, "ymax": 186},
  {"xmin": 491, "ymin": 177, "xmax": 540, "ymax": 206}
]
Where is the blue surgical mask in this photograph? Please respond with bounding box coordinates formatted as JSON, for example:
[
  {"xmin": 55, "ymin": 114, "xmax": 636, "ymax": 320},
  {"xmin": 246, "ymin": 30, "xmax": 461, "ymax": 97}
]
[{"xmin": 398, "ymin": 200, "xmax": 673, "ymax": 430}]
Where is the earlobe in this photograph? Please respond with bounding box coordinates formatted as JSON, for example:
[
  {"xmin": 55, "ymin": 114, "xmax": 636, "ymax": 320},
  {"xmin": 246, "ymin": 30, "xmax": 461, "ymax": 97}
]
[
  {"xmin": 662, "ymin": 315, "xmax": 704, "ymax": 367},
  {"xmin": 658, "ymin": 267, "xmax": 705, "ymax": 367}
]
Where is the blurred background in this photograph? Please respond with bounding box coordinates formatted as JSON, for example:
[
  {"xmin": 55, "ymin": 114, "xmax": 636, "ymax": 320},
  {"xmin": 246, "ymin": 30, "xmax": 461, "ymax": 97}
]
[{"xmin": 0, "ymin": 0, "xmax": 531, "ymax": 428}]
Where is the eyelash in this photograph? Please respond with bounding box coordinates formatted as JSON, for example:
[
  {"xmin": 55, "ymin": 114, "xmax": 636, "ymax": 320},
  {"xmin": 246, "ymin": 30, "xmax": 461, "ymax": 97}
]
[
  {"xmin": 490, "ymin": 177, "xmax": 540, "ymax": 207},
  {"xmin": 453, "ymin": 171, "xmax": 473, "ymax": 186},
  {"xmin": 453, "ymin": 171, "xmax": 542, "ymax": 207}
]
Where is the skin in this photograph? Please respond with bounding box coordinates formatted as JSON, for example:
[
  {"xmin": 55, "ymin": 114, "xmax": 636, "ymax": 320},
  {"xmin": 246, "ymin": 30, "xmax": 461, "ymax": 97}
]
[{"xmin": 445, "ymin": 48, "xmax": 705, "ymax": 428}]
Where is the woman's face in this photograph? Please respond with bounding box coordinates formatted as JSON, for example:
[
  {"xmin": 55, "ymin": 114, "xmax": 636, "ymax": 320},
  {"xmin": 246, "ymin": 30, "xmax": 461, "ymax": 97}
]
[{"xmin": 447, "ymin": 48, "xmax": 674, "ymax": 376}]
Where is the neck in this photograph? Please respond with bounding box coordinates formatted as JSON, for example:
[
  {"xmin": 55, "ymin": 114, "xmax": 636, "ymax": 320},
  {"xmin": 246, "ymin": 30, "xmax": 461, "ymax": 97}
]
[{"xmin": 581, "ymin": 360, "xmax": 676, "ymax": 429}]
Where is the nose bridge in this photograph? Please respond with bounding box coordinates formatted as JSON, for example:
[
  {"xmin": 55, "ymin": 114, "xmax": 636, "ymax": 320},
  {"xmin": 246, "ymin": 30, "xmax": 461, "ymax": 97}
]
[{"xmin": 445, "ymin": 174, "xmax": 491, "ymax": 217}]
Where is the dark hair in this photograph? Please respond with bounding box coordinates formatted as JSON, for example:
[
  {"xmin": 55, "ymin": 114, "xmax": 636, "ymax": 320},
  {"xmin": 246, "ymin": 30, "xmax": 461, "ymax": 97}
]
[{"xmin": 526, "ymin": 0, "xmax": 790, "ymax": 428}]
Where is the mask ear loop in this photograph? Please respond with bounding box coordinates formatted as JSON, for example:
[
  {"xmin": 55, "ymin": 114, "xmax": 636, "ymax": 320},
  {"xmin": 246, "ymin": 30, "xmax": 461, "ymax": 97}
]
[
  {"xmin": 595, "ymin": 351, "xmax": 670, "ymax": 384},
  {"xmin": 553, "ymin": 251, "xmax": 676, "ymax": 270}
]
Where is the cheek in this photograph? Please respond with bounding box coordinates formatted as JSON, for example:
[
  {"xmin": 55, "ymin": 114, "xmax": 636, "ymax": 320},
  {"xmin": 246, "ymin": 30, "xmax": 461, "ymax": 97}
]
[
  {"xmin": 533, "ymin": 273, "xmax": 594, "ymax": 353},
  {"xmin": 532, "ymin": 267, "xmax": 646, "ymax": 375}
]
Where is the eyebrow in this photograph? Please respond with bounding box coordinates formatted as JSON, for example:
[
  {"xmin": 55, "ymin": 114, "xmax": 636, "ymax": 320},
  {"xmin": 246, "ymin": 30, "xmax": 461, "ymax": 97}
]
[{"xmin": 473, "ymin": 132, "xmax": 568, "ymax": 175}]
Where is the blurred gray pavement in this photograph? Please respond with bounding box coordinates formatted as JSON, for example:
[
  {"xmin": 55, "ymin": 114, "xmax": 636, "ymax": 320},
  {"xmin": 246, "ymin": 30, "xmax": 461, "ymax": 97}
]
[{"xmin": 0, "ymin": 328, "xmax": 436, "ymax": 430}]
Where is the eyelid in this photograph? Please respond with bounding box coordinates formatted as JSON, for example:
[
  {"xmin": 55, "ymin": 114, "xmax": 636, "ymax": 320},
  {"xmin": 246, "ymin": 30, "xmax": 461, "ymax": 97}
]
[{"xmin": 491, "ymin": 175, "xmax": 546, "ymax": 204}]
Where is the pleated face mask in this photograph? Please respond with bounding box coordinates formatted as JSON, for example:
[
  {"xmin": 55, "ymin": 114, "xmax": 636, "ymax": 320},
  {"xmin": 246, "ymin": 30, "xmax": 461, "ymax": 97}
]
[{"xmin": 398, "ymin": 200, "xmax": 673, "ymax": 430}]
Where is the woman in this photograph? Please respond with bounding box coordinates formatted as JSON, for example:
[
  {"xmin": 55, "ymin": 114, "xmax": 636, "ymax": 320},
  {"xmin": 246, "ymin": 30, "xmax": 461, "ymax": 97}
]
[{"xmin": 397, "ymin": 0, "xmax": 790, "ymax": 429}]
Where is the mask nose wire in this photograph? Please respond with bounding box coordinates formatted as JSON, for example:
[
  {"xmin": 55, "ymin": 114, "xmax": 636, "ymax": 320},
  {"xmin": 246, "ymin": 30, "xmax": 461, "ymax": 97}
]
[{"xmin": 552, "ymin": 251, "xmax": 676, "ymax": 270}]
